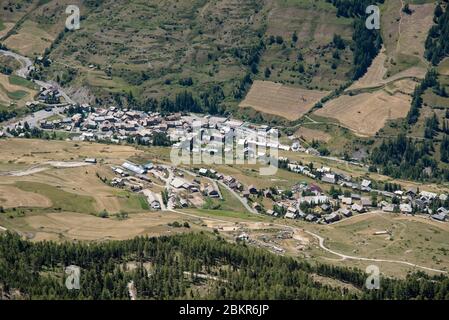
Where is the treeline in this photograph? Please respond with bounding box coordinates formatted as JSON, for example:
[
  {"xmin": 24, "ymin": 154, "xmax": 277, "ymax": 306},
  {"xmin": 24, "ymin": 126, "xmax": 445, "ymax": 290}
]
[
  {"xmin": 1, "ymin": 231, "xmax": 449, "ymax": 300},
  {"xmin": 371, "ymin": 134, "xmax": 438, "ymax": 181},
  {"xmin": 407, "ymin": 69, "xmax": 438, "ymax": 124},
  {"xmin": 0, "ymin": 110, "xmax": 17, "ymax": 123},
  {"xmin": 425, "ymin": 2, "xmax": 449, "ymax": 65},
  {"xmin": 327, "ymin": 0, "xmax": 383, "ymax": 80},
  {"xmin": 115, "ymin": 86, "xmax": 226, "ymax": 116}
]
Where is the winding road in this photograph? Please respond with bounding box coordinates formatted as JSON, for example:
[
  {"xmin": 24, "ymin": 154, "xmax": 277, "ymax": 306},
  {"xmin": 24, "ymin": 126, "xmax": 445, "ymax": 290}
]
[
  {"xmin": 304, "ymin": 230, "xmax": 447, "ymax": 274},
  {"xmin": 0, "ymin": 49, "xmax": 75, "ymax": 105}
]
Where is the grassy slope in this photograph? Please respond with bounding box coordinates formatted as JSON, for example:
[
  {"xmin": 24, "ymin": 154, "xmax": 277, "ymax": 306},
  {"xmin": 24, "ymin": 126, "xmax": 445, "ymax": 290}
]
[
  {"xmin": 38, "ymin": 0, "xmax": 266, "ymax": 101},
  {"xmin": 259, "ymin": 0, "xmax": 354, "ymax": 91}
]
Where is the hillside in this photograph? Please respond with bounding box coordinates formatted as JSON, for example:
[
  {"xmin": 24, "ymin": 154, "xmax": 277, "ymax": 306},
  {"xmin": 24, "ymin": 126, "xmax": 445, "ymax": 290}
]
[{"xmin": 0, "ymin": 0, "xmax": 358, "ymax": 112}]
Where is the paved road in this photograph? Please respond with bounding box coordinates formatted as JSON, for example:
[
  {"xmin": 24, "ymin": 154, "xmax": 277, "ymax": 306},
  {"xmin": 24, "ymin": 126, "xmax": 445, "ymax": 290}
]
[
  {"xmin": 0, "ymin": 50, "xmax": 76, "ymax": 105},
  {"xmin": 3, "ymin": 106, "xmax": 65, "ymax": 132}
]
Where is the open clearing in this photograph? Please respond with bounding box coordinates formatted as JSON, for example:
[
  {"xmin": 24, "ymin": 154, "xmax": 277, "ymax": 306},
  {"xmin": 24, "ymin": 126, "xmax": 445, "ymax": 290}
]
[
  {"xmin": 396, "ymin": 3, "xmax": 434, "ymax": 65},
  {"xmin": 240, "ymin": 80, "xmax": 330, "ymax": 120},
  {"xmin": 305, "ymin": 212, "xmax": 449, "ymax": 274},
  {"xmin": 438, "ymin": 58, "xmax": 449, "ymax": 76},
  {"xmin": 381, "ymin": 2, "xmax": 433, "ymax": 78},
  {"xmin": 314, "ymin": 91, "xmax": 411, "ymax": 136},
  {"xmin": 348, "ymin": 47, "xmax": 423, "ymax": 91}
]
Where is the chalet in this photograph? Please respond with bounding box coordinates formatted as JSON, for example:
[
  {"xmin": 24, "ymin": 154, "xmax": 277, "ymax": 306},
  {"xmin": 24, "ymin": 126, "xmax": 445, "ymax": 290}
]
[
  {"xmin": 341, "ymin": 197, "xmax": 352, "ymax": 205},
  {"xmin": 299, "ymin": 195, "xmax": 329, "ymax": 205},
  {"xmin": 361, "ymin": 179, "xmax": 372, "ymax": 189},
  {"xmin": 352, "ymin": 203, "xmax": 365, "ymax": 213},
  {"xmin": 205, "ymin": 185, "xmax": 219, "ymax": 198},
  {"xmin": 242, "ymin": 190, "xmax": 250, "ymax": 198},
  {"xmin": 338, "ymin": 208, "xmax": 352, "ymax": 217},
  {"xmin": 413, "ymin": 198, "xmax": 426, "ymax": 211},
  {"xmin": 420, "ymin": 191, "xmax": 438, "ymax": 200},
  {"xmin": 351, "ymin": 193, "xmax": 361, "ymax": 201},
  {"xmin": 321, "ymin": 203, "xmax": 331, "ymax": 212},
  {"xmin": 305, "ymin": 214, "xmax": 317, "ymax": 222},
  {"xmin": 252, "ymin": 202, "xmax": 262, "ymax": 211},
  {"xmin": 382, "ymin": 204, "xmax": 396, "ymax": 213},
  {"xmin": 263, "ymin": 189, "xmax": 273, "ymax": 198},
  {"xmin": 400, "ymin": 203, "xmax": 413, "ymax": 214},
  {"xmin": 285, "ymin": 211, "xmax": 297, "ymax": 219},
  {"xmin": 361, "ymin": 197, "xmax": 372, "ymax": 207},
  {"xmin": 171, "ymin": 178, "xmax": 187, "ymax": 189},
  {"xmin": 321, "ymin": 173, "xmax": 336, "ymax": 184},
  {"xmin": 297, "ymin": 209, "xmax": 307, "ymax": 219},
  {"xmin": 179, "ymin": 198, "xmax": 189, "ymax": 208},
  {"xmin": 406, "ymin": 187, "xmax": 418, "ymax": 198},
  {"xmin": 324, "ymin": 213, "xmax": 340, "ymax": 224},
  {"xmin": 309, "ymin": 184, "xmax": 322, "ymax": 193},
  {"xmin": 431, "ymin": 213, "xmax": 447, "ymax": 222},
  {"xmin": 248, "ymin": 185, "xmax": 258, "ymax": 195}
]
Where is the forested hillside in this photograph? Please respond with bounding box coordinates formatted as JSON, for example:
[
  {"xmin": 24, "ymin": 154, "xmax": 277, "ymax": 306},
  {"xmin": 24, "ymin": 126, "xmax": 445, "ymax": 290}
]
[
  {"xmin": 425, "ymin": 2, "xmax": 449, "ymax": 65},
  {"xmin": 1, "ymin": 232, "xmax": 449, "ymax": 300}
]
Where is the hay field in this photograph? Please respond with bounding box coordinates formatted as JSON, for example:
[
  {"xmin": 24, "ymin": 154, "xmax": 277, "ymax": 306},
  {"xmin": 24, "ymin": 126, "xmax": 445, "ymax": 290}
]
[
  {"xmin": 240, "ymin": 80, "xmax": 330, "ymax": 120},
  {"xmin": 0, "ymin": 138, "xmax": 143, "ymax": 166},
  {"xmin": 11, "ymin": 211, "xmax": 197, "ymax": 242},
  {"xmin": 348, "ymin": 47, "xmax": 388, "ymax": 90},
  {"xmin": 295, "ymin": 127, "xmax": 332, "ymax": 143},
  {"xmin": 378, "ymin": 2, "xmax": 433, "ymax": 80},
  {"xmin": 396, "ymin": 3, "xmax": 435, "ymax": 63},
  {"xmin": 384, "ymin": 78, "xmax": 419, "ymax": 95},
  {"xmin": 4, "ymin": 20, "xmax": 54, "ymax": 57},
  {"xmin": 315, "ymin": 91, "xmax": 411, "ymax": 136}
]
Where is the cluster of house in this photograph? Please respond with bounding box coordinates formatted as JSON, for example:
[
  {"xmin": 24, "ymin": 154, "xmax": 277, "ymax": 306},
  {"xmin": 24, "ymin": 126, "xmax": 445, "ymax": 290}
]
[
  {"xmin": 37, "ymin": 105, "xmax": 291, "ymax": 155},
  {"xmin": 26, "ymin": 83, "xmax": 62, "ymax": 107},
  {"xmin": 109, "ymin": 161, "xmax": 153, "ymax": 191},
  {"xmin": 282, "ymin": 162, "xmax": 449, "ymax": 223}
]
